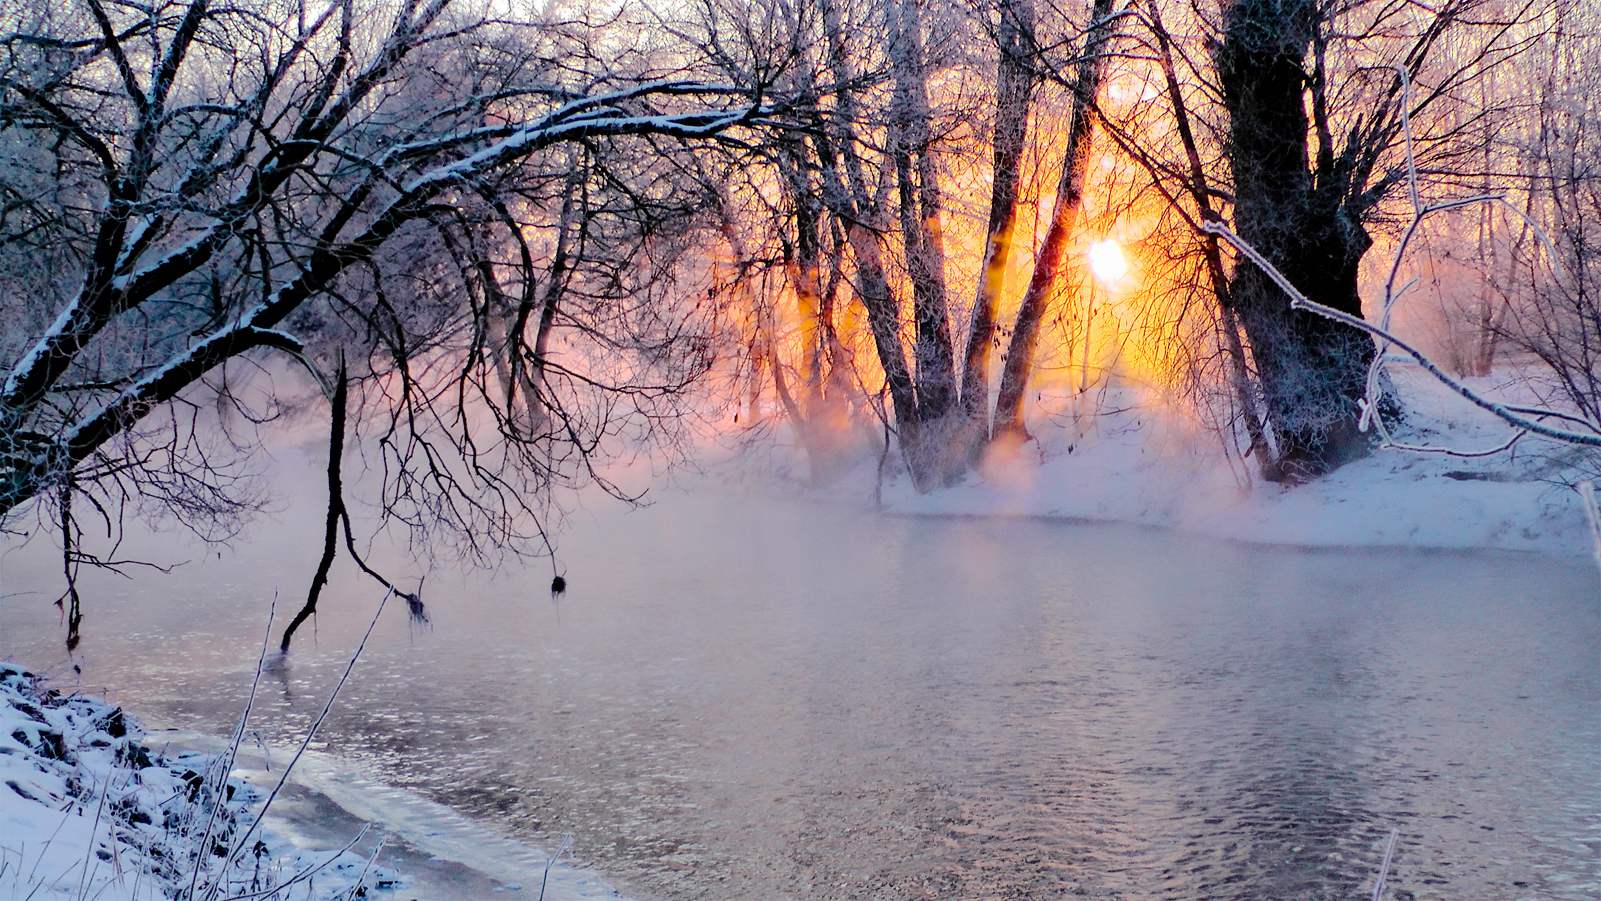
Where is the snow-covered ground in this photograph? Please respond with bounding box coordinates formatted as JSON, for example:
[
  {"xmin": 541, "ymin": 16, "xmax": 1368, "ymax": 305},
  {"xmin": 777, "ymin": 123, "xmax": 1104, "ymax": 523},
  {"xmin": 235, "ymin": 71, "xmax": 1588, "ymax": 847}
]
[
  {"xmin": 0, "ymin": 661, "xmax": 404, "ymax": 901},
  {"xmin": 876, "ymin": 365, "xmax": 1599, "ymax": 559}
]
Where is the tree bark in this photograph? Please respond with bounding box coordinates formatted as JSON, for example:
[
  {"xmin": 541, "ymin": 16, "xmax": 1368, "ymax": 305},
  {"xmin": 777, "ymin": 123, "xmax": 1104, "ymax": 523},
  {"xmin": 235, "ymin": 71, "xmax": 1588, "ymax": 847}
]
[
  {"xmin": 1147, "ymin": 3, "xmax": 1272, "ymax": 475},
  {"xmin": 817, "ymin": 0, "xmax": 927, "ymax": 482},
  {"xmin": 1218, "ymin": 0, "xmax": 1376, "ymax": 479},
  {"xmin": 886, "ymin": 0, "xmax": 957, "ymax": 425}
]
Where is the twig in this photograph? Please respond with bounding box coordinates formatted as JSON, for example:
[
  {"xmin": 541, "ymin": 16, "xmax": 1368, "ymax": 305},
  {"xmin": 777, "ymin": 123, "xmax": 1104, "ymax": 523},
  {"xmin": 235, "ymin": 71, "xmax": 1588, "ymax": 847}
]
[
  {"xmin": 338, "ymin": 833, "xmax": 387, "ymax": 901},
  {"xmin": 218, "ymin": 826, "xmax": 370, "ymax": 901},
  {"xmin": 1379, "ymin": 429, "xmax": 1526, "ymax": 458},
  {"xmin": 1579, "ymin": 482, "xmax": 1601, "ymax": 576},
  {"xmin": 203, "ymin": 588, "xmax": 392, "ymax": 901},
  {"xmin": 26, "ymin": 859, "xmax": 80, "ymax": 901},
  {"xmin": 188, "ymin": 593, "xmax": 276, "ymax": 900},
  {"xmin": 1372, "ymin": 827, "xmax": 1399, "ymax": 901},
  {"xmin": 25, "ymin": 807, "xmax": 76, "ymax": 887},
  {"xmin": 537, "ymin": 833, "xmax": 574, "ymax": 901},
  {"xmin": 73, "ymin": 768, "xmax": 117, "ymax": 901}
]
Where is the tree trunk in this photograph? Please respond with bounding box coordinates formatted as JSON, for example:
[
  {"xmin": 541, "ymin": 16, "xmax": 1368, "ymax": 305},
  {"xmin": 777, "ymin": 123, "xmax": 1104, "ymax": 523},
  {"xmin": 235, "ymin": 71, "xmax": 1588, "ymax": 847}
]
[
  {"xmin": 816, "ymin": 0, "xmax": 933, "ymax": 487},
  {"xmin": 844, "ymin": 220, "xmax": 922, "ymax": 448},
  {"xmin": 886, "ymin": 0, "xmax": 961, "ymax": 485},
  {"xmin": 959, "ymin": 0, "xmax": 1035, "ymax": 465},
  {"xmin": 991, "ymin": 0, "xmax": 1117, "ymax": 445},
  {"xmin": 1218, "ymin": 0, "xmax": 1376, "ymax": 479}
]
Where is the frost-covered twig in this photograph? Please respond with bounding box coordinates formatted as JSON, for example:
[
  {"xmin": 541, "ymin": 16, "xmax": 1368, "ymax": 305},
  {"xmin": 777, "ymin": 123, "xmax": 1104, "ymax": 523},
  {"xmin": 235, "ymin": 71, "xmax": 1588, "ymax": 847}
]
[
  {"xmin": 1200, "ymin": 220, "xmax": 1601, "ymax": 448},
  {"xmin": 216, "ymin": 826, "xmax": 369, "ymax": 901},
  {"xmin": 337, "ymin": 834, "xmax": 386, "ymax": 901},
  {"xmin": 1372, "ymin": 428, "xmax": 1526, "ymax": 458},
  {"xmin": 187, "ymin": 594, "xmax": 276, "ymax": 900},
  {"xmin": 1372, "ymin": 827, "xmax": 1398, "ymax": 901},
  {"xmin": 537, "ymin": 833, "xmax": 574, "ymax": 901},
  {"xmin": 73, "ymin": 768, "xmax": 117, "ymax": 901},
  {"xmin": 1579, "ymin": 482, "xmax": 1601, "ymax": 575}
]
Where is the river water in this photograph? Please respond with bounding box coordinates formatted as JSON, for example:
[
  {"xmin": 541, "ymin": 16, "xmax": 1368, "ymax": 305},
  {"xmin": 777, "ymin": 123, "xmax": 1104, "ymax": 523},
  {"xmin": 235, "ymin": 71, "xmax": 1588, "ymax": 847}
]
[{"xmin": 1, "ymin": 487, "xmax": 1596, "ymax": 900}]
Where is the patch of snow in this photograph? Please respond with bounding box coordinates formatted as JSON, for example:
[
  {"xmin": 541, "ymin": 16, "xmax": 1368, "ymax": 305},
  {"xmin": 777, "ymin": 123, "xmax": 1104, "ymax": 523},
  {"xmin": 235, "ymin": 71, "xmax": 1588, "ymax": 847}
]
[
  {"xmin": 880, "ymin": 366, "xmax": 1595, "ymax": 557},
  {"xmin": 0, "ymin": 662, "xmax": 402, "ymax": 901}
]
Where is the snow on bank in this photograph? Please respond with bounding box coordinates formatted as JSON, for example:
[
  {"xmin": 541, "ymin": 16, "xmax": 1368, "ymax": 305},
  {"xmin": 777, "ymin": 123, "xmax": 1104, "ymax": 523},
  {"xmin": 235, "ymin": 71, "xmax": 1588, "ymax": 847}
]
[
  {"xmin": 0, "ymin": 662, "xmax": 400, "ymax": 900},
  {"xmin": 876, "ymin": 367, "xmax": 1597, "ymax": 558},
  {"xmin": 172, "ymin": 733, "xmax": 634, "ymax": 901}
]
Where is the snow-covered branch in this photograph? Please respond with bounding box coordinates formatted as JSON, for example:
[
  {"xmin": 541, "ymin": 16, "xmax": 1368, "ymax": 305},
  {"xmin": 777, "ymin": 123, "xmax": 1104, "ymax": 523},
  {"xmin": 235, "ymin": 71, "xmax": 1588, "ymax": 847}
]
[
  {"xmin": 1200, "ymin": 220, "xmax": 1601, "ymax": 448},
  {"xmin": 0, "ymin": 0, "xmax": 777, "ymax": 535}
]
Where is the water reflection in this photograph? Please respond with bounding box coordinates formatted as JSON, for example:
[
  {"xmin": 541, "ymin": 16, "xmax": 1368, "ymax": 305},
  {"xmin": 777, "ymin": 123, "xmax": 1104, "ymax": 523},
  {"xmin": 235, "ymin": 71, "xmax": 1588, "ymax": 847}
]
[{"xmin": 1, "ymin": 489, "xmax": 1596, "ymax": 900}]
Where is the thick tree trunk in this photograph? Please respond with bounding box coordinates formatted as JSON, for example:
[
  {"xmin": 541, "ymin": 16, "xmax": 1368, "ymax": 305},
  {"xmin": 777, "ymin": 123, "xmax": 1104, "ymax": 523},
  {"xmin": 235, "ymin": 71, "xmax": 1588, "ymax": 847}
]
[
  {"xmin": 991, "ymin": 0, "xmax": 1117, "ymax": 445},
  {"xmin": 1218, "ymin": 0, "xmax": 1376, "ymax": 479}
]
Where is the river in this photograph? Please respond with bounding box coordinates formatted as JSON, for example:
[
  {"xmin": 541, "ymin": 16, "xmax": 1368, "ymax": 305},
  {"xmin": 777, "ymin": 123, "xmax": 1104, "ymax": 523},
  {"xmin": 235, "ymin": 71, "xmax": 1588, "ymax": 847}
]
[{"xmin": 1, "ymin": 485, "xmax": 1596, "ymax": 900}]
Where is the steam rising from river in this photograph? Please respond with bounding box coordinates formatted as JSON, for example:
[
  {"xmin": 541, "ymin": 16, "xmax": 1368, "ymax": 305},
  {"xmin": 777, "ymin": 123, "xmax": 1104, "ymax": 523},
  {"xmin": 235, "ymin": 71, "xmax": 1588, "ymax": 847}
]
[{"xmin": 0, "ymin": 465, "xmax": 1595, "ymax": 901}]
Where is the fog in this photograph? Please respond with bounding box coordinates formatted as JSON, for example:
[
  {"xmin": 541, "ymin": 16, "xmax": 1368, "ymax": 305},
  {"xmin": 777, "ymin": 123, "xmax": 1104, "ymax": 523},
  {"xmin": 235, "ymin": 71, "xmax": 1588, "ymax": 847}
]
[{"xmin": 1, "ymin": 464, "xmax": 1595, "ymax": 900}]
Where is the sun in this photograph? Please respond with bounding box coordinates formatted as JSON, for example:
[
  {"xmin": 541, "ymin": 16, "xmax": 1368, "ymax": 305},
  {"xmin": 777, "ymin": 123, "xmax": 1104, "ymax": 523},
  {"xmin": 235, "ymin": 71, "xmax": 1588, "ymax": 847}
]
[{"xmin": 1087, "ymin": 239, "xmax": 1128, "ymax": 285}]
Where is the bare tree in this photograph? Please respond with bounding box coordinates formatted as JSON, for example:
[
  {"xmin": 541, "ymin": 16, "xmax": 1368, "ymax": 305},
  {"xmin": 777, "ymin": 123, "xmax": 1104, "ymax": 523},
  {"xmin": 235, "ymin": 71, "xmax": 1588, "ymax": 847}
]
[
  {"xmin": 1496, "ymin": 14, "xmax": 1601, "ymax": 432},
  {"xmin": 988, "ymin": 0, "xmax": 1119, "ymax": 448},
  {"xmin": 688, "ymin": 0, "xmax": 1130, "ymax": 490},
  {"xmin": 1063, "ymin": 0, "xmax": 1549, "ymax": 482},
  {"xmin": 1197, "ymin": 50, "xmax": 1601, "ymax": 455},
  {"xmin": 958, "ymin": 0, "xmax": 1036, "ymax": 464},
  {"xmin": 0, "ymin": 0, "xmax": 770, "ymax": 648},
  {"xmin": 1209, "ymin": 0, "xmax": 1543, "ymax": 479}
]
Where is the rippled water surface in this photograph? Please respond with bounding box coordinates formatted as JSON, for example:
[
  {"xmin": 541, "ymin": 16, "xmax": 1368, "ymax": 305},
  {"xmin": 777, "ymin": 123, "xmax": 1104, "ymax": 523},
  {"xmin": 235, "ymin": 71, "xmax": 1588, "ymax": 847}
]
[{"xmin": 2, "ymin": 489, "xmax": 1597, "ymax": 900}]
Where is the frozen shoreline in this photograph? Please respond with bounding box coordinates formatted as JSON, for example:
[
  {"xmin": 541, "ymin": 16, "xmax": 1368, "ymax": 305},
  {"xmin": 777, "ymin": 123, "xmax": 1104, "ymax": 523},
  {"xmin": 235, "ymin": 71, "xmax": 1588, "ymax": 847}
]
[
  {"xmin": 0, "ymin": 664, "xmax": 630, "ymax": 901},
  {"xmin": 880, "ymin": 443, "xmax": 1593, "ymax": 559},
  {"xmin": 0, "ymin": 661, "xmax": 396, "ymax": 901}
]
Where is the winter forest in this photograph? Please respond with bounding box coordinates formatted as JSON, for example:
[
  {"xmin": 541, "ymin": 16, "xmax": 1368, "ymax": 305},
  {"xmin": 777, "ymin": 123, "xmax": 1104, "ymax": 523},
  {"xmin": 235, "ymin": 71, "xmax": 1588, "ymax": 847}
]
[{"xmin": 0, "ymin": 0, "xmax": 1596, "ymax": 899}]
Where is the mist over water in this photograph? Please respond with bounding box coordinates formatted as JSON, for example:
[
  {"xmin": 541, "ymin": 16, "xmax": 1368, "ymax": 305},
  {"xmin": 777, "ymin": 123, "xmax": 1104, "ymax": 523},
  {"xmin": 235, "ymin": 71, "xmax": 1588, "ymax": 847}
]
[{"xmin": 1, "ymin": 478, "xmax": 1596, "ymax": 900}]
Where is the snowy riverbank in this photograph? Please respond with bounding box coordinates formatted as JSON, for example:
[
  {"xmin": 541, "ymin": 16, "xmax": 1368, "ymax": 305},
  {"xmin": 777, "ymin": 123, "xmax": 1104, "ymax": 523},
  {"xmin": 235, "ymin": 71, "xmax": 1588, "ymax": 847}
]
[
  {"xmin": 870, "ymin": 366, "xmax": 1600, "ymax": 559},
  {"xmin": 0, "ymin": 660, "xmax": 638, "ymax": 901},
  {"xmin": 0, "ymin": 661, "xmax": 404, "ymax": 901}
]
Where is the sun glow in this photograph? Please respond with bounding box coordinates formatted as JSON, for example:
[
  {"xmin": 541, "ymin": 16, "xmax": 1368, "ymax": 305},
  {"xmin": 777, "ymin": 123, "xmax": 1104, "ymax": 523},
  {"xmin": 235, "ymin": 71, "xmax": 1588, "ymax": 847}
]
[{"xmin": 1087, "ymin": 239, "xmax": 1128, "ymax": 286}]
